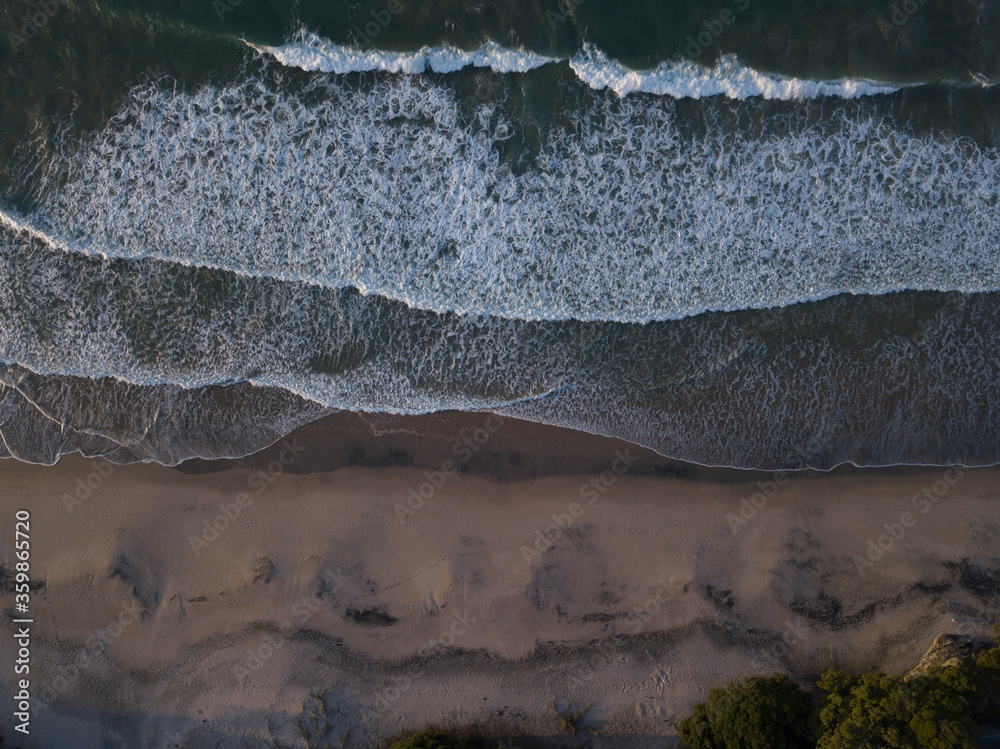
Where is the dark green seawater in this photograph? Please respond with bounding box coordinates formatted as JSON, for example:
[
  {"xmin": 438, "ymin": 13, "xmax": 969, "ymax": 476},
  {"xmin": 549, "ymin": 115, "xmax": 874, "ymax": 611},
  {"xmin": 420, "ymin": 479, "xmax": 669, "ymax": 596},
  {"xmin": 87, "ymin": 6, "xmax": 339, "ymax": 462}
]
[{"xmin": 1, "ymin": 0, "xmax": 998, "ymax": 468}]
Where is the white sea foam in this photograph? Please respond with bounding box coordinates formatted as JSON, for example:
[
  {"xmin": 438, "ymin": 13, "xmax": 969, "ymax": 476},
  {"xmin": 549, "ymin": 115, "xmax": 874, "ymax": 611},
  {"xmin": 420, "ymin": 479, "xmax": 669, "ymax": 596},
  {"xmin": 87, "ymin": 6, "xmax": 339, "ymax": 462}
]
[
  {"xmin": 27, "ymin": 74, "xmax": 1000, "ymax": 324},
  {"xmin": 251, "ymin": 31, "xmax": 905, "ymax": 100},
  {"xmin": 569, "ymin": 45, "xmax": 902, "ymax": 99},
  {"xmin": 249, "ymin": 30, "xmax": 558, "ymax": 75}
]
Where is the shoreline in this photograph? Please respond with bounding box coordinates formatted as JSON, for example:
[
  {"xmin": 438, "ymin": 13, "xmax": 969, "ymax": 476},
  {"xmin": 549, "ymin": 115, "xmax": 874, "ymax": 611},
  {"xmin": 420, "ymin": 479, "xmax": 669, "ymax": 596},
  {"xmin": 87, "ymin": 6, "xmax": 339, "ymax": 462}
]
[{"xmin": 177, "ymin": 408, "xmax": 988, "ymax": 483}]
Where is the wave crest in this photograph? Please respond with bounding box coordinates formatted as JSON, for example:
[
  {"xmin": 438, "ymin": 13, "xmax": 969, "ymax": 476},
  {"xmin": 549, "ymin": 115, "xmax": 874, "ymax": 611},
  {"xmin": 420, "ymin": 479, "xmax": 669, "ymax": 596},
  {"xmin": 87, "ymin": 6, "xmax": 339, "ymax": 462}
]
[
  {"xmin": 569, "ymin": 45, "xmax": 903, "ymax": 99},
  {"xmin": 252, "ymin": 31, "xmax": 905, "ymax": 101},
  {"xmin": 250, "ymin": 30, "xmax": 558, "ymax": 75}
]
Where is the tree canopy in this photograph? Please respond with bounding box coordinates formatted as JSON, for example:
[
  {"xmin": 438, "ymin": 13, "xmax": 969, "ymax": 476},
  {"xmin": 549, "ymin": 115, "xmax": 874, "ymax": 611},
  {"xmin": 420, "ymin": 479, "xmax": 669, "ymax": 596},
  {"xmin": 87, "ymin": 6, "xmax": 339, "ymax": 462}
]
[{"xmin": 678, "ymin": 675, "xmax": 815, "ymax": 749}]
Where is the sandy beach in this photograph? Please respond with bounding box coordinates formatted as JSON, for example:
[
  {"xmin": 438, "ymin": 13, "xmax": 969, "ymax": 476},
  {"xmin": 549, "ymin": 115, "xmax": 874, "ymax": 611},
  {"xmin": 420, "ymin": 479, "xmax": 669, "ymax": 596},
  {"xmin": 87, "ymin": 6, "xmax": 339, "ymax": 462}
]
[{"xmin": 1, "ymin": 413, "xmax": 997, "ymax": 748}]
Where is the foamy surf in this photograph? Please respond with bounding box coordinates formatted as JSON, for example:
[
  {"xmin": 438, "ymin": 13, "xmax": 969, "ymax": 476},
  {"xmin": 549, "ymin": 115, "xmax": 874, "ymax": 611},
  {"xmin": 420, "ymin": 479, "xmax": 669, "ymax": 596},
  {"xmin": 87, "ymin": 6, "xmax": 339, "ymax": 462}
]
[
  {"xmin": 250, "ymin": 32, "xmax": 905, "ymax": 100},
  {"xmin": 248, "ymin": 30, "xmax": 558, "ymax": 76},
  {"xmin": 569, "ymin": 45, "xmax": 903, "ymax": 99},
  {"xmin": 3, "ymin": 217, "xmax": 1000, "ymax": 470},
  {"xmin": 24, "ymin": 73, "xmax": 1000, "ymax": 324}
]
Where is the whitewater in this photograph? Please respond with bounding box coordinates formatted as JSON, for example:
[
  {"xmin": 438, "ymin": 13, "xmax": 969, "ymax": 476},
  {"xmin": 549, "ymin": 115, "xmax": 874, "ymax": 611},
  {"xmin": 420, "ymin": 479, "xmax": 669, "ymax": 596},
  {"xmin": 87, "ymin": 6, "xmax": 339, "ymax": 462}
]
[
  {"xmin": 20, "ymin": 67, "xmax": 1000, "ymax": 324},
  {"xmin": 253, "ymin": 31, "xmax": 905, "ymax": 100}
]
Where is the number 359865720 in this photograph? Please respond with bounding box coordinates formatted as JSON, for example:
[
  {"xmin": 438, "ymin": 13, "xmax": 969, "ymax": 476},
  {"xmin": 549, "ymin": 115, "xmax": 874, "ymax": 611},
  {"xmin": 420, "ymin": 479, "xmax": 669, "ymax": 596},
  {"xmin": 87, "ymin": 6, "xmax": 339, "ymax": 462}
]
[{"xmin": 14, "ymin": 510, "xmax": 30, "ymax": 606}]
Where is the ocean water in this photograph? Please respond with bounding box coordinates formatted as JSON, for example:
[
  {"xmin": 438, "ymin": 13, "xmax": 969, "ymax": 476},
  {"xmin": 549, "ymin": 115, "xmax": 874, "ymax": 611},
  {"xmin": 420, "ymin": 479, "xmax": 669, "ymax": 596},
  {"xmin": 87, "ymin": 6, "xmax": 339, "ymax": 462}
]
[{"xmin": 1, "ymin": 0, "xmax": 998, "ymax": 469}]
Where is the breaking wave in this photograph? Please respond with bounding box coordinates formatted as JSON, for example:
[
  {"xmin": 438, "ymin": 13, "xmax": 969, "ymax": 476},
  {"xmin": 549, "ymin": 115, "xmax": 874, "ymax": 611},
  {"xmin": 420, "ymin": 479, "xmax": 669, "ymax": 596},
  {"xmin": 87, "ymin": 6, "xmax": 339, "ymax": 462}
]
[
  {"xmin": 249, "ymin": 31, "xmax": 558, "ymax": 75},
  {"xmin": 253, "ymin": 31, "xmax": 905, "ymax": 100},
  {"xmin": 568, "ymin": 45, "xmax": 904, "ymax": 99}
]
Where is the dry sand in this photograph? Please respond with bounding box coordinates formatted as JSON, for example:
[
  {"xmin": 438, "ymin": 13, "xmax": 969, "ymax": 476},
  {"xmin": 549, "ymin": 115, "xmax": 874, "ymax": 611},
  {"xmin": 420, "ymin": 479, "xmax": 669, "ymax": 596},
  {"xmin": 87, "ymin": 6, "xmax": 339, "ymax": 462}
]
[{"xmin": 0, "ymin": 413, "xmax": 998, "ymax": 748}]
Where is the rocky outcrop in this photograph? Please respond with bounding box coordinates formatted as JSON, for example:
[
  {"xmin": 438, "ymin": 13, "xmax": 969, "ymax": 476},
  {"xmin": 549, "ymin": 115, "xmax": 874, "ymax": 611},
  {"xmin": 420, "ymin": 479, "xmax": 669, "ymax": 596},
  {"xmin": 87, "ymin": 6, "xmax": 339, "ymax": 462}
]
[{"xmin": 905, "ymin": 633, "xmax": 991, "ymax": 681}]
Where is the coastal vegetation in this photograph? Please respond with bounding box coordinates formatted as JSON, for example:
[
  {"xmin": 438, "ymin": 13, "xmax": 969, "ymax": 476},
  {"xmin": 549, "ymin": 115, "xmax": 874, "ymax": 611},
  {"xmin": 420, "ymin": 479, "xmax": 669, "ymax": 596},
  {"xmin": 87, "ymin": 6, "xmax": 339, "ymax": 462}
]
[
  {"xmin": 388, "ymin": 731, "xmax": 481, "ymax": 749},
  {"xmin": 678, "ymin": 675, "xmax": 814, "ymax": 749},
  {"xmin": 679, "ymin": 626, "xmax": 1000, "ymax": 749}
]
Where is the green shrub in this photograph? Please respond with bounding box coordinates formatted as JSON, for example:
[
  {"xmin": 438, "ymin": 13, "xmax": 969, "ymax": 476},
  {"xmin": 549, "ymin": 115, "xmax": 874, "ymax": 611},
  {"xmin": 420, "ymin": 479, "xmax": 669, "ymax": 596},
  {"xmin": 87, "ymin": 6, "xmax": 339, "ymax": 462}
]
[
  {"xmin": 388, "ymin": 731, "xmax": 480, "ymax": 749},
  {"xmin": 980, "ymin": 623, "xmax": 1000, "ymax": 671},
  {"xmin": 678, "ymin": 675, "xmax": 815, "ymax": 749},
  {"xmin": 979, "ymin": 644, "xmax": 1000, "ymax": 673},
  {"xmin": 978, "ymin": 628, "xmax": 1000, "ymax": 716},
  {"xmin": 817, "ymin": 666, "xmax": 980, "ymax": 749}
]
